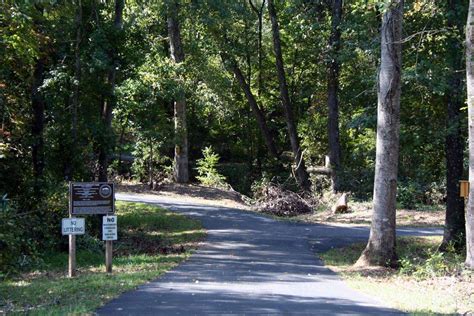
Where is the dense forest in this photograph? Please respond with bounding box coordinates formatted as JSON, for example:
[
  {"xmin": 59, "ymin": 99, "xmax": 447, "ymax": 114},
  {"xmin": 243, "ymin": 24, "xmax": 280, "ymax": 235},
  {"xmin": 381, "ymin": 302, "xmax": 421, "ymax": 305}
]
[{"xmin": 1, "ymin": 0, "xmax": 474, "ymax": 274}]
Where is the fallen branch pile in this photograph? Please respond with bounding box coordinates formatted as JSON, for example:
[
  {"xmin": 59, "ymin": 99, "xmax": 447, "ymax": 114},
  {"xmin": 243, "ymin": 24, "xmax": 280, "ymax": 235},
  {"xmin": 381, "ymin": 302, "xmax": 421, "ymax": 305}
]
[{"xmin": 255, "ymin": 184, "xmax": 313, "ymax": 217}]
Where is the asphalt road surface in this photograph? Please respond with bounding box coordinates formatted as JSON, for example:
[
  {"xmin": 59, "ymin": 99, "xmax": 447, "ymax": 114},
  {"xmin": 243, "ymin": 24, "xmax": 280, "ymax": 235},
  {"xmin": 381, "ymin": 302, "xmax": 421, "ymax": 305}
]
[{"xmin": 97, "ymin": 193, "xmax": 442, "ymax": 315}]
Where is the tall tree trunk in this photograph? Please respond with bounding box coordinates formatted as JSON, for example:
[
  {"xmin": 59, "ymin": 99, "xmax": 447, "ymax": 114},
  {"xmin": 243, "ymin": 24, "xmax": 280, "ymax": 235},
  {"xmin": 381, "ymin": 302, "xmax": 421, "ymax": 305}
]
[
  {"xmin": 31, "ymin": 5, "xmax": 46, "ymax": 200},
  {"xmin": 249, "ymin": 0, "xmax": 265, "ymax": 96},
  {"xmin": 168, "ymin": 0, "xmax": 189, "ymax": 183},
  {"xmin": 221, "ymin": 53, "xmax": 280, "ymax": 159},
  {"xmin": 31, "ymin": 56, "xmax": 46, "ymax": 199},
  {"xmin": 356, "ymin": 0, "xmax": 403, "ymax": 267},
  {"xmin": 98, "ymin": 0, "xmax": 124, "ymax": 182},
  {"xmin": 66, "ymin": 0, "xmax": 82, "ymax": 181},
  {"xmin": 327, "ymin": 0, "xmax": 343, "ymax": 192},
  {"xmin": 465, "ymin": 0, "xmax": 474, "ymax": 269},
  {"xmin": 441, "ymin": 0, "xmax": 467, "ymax": 251},
  {"xmin": 267, "ymin": 0, "xmax": 311, "ymax": 190}
]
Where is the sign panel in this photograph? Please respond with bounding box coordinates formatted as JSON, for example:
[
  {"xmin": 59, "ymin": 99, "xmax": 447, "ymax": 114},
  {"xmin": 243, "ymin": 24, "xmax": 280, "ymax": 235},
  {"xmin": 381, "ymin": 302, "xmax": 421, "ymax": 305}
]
[
  {"xmin": 62, "ymin": 218, "xmax": 85, "ymax": 235},
  {"xmin": 102, "ymin": 215, "xmax": 118, "ymax": 241},
  {"xmin": 70, "ymin": 182, "xmax": 114, "ymax": 215}
]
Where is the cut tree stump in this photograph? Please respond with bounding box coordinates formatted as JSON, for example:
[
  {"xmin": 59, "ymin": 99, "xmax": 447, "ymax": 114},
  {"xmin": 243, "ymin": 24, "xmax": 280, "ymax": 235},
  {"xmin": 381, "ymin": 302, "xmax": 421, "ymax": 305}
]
[{"xmin": 332, "ymin": 193, "xmax": 349, "ymax": 214}]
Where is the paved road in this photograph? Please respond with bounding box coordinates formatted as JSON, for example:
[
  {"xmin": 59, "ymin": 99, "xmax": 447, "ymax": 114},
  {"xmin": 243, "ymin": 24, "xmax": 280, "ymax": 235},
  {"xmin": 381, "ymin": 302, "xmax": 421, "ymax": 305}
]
[{"xmin": 97, "ymin": 193, "xmax": 442, "ymax": 315}]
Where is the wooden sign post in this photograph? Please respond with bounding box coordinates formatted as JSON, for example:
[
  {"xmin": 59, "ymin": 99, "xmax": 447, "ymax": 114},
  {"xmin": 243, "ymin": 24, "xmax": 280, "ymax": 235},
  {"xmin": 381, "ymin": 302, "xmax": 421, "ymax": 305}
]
[
  {"xmin": 62, "ymin": 217, "xmax": 85, "ymax": 277},
  {"xmin": 106, "ymin": 241, "xmax": 113, "ymax": 273},
  {"xmin": 103, "ymin": 215, "xmax": 117, "ymax": 273},
  {"xmin": 69, "ymin": 234, "xmax": 76, "ymax": 277}
]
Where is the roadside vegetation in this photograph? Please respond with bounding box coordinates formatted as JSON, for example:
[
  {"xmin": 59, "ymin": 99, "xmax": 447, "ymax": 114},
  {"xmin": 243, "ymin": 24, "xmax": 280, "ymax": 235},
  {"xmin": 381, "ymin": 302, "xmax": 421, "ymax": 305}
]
[
  {"xmin": 0, "ymin": 202, "xmax": 205, "ymax": 314},
  {"xmin": 320, "ymin": 236, "xmax": 474, "ymax": 314}
]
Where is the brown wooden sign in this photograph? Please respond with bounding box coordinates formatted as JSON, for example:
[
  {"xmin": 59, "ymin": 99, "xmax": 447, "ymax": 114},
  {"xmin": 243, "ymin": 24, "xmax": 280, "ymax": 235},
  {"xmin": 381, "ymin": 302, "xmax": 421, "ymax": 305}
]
[{"xmin": 69, "ymin": 182, "xmax": 115, "ymax": 215}]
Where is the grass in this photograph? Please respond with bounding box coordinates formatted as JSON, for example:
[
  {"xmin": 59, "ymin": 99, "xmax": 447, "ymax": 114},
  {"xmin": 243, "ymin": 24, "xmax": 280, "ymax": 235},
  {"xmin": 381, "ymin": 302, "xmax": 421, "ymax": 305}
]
[
  {"xmin": 0, "ymin": 201, "xmax": 206, "ymax": 315},
  {"xmin": 320, "ymin": 236, "xmax": 474, "ymax": 314}
]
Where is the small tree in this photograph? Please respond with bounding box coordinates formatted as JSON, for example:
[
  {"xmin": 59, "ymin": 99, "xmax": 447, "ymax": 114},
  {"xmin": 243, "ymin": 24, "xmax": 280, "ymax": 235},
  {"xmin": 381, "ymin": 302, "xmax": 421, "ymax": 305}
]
[{"xmin": 196, "ymin": 146, "xmax": 227, "ymax": 188}]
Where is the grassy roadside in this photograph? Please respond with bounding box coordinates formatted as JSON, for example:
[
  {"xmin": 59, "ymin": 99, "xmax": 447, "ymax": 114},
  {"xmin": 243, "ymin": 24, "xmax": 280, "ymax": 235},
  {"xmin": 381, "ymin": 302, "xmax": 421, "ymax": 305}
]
[
  {"xmin": 320, "ymin": 236, "xmax": 474, "ymax": 314},
  {"xmin": 0, "ymin": 202, "xmax": 206, "ymax": 315}
]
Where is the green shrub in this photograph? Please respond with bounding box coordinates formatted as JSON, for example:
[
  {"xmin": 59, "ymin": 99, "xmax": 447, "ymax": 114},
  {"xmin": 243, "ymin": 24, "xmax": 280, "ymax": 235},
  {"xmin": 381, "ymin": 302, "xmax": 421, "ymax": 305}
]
[
  {"xmin": 0, "ymin": 201, "xmax": 40, "ymax": 278},
  {"xmin": 195, "ymin": 146, "xmax": 227, "ymax": 188},
  {"xmin": 397, "ymin": 181, "xmax": 445, "ymax": 209},
  {"xmin": 397, "ymin": 182, "xmax": 424, "ymax": 209},
  {"xmin": 398, "ymin": 241, "xmax": 465, "ymax": 279},
  {"xmin": 131, "ymin": 138, "xmax": 172, "ymax": 184}
]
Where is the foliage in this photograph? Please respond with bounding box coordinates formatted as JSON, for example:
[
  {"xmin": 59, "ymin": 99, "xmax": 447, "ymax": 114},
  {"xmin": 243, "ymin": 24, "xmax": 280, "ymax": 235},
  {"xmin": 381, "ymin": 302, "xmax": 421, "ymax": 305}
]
[
  {"xmin": 195, "ymin": 146, "xmax": 227, "ymax": 188},
  {"xmin": 398, "ymin": 241, "xmax": 465, "ymax": 279},
  {"xmin": 0, "ymin": 0, "xmax": 470, "ymax": 274},
  {"xmin": 0, "ymin": 203, "xmax": 39, "ymax": 278},
  {"xmin": 130, "ymin": 138, "xmax": 172, "ymax": 184}
]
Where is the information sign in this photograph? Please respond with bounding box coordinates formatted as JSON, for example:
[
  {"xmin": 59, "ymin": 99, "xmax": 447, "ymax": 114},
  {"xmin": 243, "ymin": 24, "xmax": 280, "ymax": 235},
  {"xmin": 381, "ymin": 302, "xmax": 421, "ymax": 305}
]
[
  {"xmin": 102, "ymin": 215, "xmax": 118, "ymax": 241},
  {"xmin": 70, "ymin": 182, "xmax": 114, "ymax": 215}
]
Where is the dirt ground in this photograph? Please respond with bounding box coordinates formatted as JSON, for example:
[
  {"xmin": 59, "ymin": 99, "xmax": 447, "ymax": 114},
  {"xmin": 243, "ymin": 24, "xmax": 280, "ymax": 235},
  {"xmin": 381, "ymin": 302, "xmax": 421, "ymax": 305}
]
[
  {"xmin": 295, "ymin": 201, "xmax": 445, "ymax": 227},
  {"xmin": 116, "ymin": 182, "xmax": 444, "ymax": 227},
  {"xmin": 116, "ymin": 182, "xmax": 250, "ymax": 210}
]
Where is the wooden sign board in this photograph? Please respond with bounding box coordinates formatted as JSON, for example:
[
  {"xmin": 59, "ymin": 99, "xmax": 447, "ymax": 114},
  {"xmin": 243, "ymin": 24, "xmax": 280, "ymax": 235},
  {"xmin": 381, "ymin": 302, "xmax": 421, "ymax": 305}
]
[
  {"xmin": 460, "ymin": 180, "xmax": 470, "ymax": 198},
  {"xmin": 70, "ymin": 182, "xmax": 115, "ymax": 215}
]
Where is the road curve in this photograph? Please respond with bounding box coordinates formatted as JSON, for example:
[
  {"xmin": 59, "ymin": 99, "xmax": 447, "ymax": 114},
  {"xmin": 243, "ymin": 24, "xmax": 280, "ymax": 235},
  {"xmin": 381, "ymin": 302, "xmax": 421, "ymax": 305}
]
[{"xmin": 97, "ymin": 192, "xmax": 442, "ymax": 315}]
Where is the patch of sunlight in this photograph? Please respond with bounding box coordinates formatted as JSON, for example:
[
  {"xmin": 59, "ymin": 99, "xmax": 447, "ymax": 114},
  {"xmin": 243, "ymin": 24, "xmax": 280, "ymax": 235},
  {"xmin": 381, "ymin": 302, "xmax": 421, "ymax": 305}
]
[
  {"xmin": 145, "ymin": 229, "xmax": 205, "ymax": 237},
  {"xmin": 12, "ymin": 280, "xmax": 31, "ymax": 287}
]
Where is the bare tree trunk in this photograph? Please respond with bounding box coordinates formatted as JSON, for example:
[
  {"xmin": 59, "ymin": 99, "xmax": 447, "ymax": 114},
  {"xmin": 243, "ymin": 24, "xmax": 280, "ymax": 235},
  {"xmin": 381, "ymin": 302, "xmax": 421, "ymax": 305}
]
[
  {"xmin": 66, "ymin": 0, "xmax": 82, "ymax": 181},
  {"xmin": 31, "ymin": 5, "xmax": 46, "ymax": 200},
  {"xmin": 98, "ymin": 0, "xmax": 124, "ymax": 182},
  {"xmin": 168, "ymin": 0, "xmax": 189, "ymax": 183},
  {"xmin": 32, "ymin": 56, "xmax": 46, "ymax": 199},
  {"xmin": 327, "ymin": 0, "xmax": 343, "ymax": 192},
  {"xmin": 465, "ymin": 0, "xmax": 474, "ymax": 269},
  {"xmin": 149, "ymin": 137, "xmax": 154, "ymax": 188},
  {"xmin": 267, "ymin": 0, "xmax": 311, "ymax": 190},
  {"xmin": 221, "ymin": 53, "xmax": 280, "ymax": 159},
  {"xmin": 249, "ymin": 0, "xmax": 265, "ymax": 96},
  {"xmin": 356, "ymin": 0, "xmax": 403, "ymax": 267},
  {"xmin": 441, "ymin": 0, "xmax": 466, "ymax": 251}
]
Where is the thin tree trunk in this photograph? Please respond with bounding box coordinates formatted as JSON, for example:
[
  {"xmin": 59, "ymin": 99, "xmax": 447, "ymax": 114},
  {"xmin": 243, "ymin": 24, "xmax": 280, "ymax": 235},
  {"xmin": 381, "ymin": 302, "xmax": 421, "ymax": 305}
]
[
  {"xmin": 267, "ymin": 0, "xmax": 310, "ymax": 190},
  {"xmin": 327, "ymin": 0, "xmax": 343, "ymax": 192},
  {"xmin": 66, "ymin": 0, "xmax": 82, "ymax": 181},
  {"xmin": 249, "ymin": 0, "xmax": 265, "ymax": 96},
  {"xmin": 168, "ymin": 0, "xmax": 189, "ymax": 183},
  {"xmin": 221, "ymin": 53, "xmax": 280, "ymax": 159},
  {"xmin": 149, "ymin": 137, "xmax": 154, "ymax": 188},
  {"xmin": 31, "ymin": 5, "xmax": 46, "ymax": 200},
  {"xmin": 98, "ymin": 0, "xmax": 124, "ymax": 182},
  {"xmin": 465, "ymin": 0, "xmax": 474, "ymax": 269},
  {"xmin": 441, "ymin": 0, "xmax": 466, "ymax": 251},
  {"xmin": 32, "ymin": 57, "xmax": 46, "ymax": 199},
  {"xmin": 356, "ymin": 0, "xmax": 403, "ymax": 267}
]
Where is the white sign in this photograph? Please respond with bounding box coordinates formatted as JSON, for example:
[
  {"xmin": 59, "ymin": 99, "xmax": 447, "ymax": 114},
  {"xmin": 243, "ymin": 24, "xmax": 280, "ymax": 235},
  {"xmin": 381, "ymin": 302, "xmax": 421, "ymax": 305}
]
[
  {"xmin": 62, "ymin": 218, "xmax": 85, "ymax": 235},
  {"xmin": 102, "ymin": 215, "xmax": 117, "ymax": 241}
]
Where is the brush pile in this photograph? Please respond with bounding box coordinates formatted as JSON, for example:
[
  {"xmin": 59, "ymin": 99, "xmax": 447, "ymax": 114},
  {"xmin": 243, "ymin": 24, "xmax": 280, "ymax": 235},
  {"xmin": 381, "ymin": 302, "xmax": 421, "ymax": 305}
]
[{"xmin": 254, "ymin": 184, "xmax": 313, "ymax": 217}]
